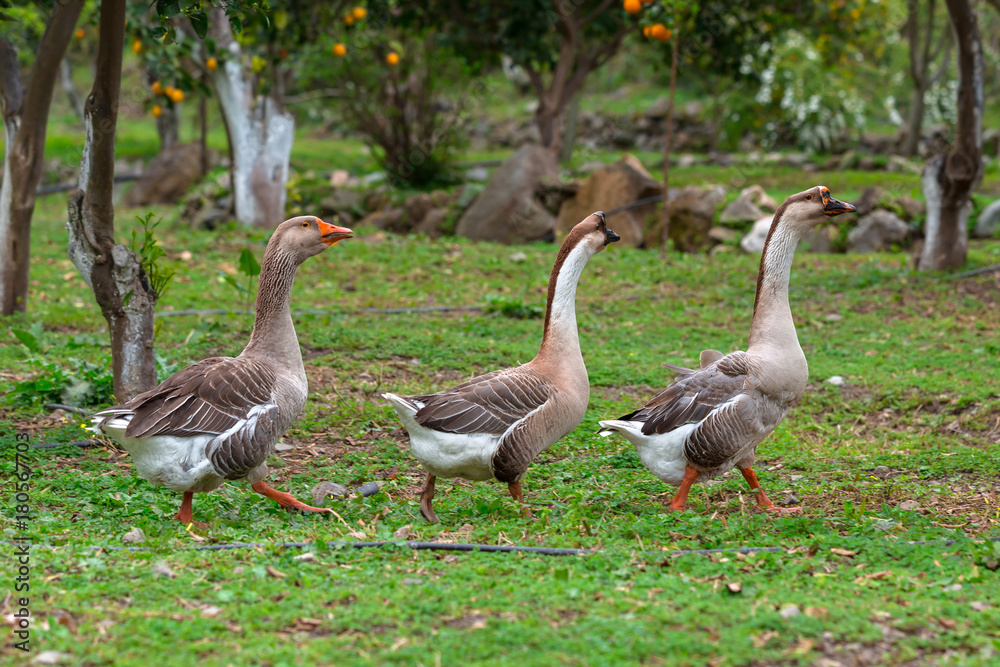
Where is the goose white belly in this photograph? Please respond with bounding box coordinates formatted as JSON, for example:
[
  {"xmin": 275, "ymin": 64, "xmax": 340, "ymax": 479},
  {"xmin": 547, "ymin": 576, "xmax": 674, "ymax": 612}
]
[
  {"xmin": 599, "ymin": 420, "xmax": 695, "ymax": 486},
  {"xmin": 384, "ymin": 393, "xmax": 498, "ymax": 481},
  {"xmin": 95, "ymin": 417, "xmax": 225, "ymax": 493}
]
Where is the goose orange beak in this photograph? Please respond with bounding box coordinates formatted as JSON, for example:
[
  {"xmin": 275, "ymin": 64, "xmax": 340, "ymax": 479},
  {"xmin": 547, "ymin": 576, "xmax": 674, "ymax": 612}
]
[{"xmin": 318, "ymin": 219, "xmax": 354, "ymax": 246}]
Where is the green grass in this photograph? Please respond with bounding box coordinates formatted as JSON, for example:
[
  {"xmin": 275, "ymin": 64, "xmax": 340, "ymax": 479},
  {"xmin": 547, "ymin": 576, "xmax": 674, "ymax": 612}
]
[{"xmin": 2, "ymin": 170, "xmax": 1000, "ymax": 664}]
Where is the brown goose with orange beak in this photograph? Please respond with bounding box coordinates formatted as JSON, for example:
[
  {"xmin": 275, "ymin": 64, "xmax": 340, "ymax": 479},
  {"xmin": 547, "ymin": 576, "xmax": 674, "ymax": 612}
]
[
  {"xmin": 600, "ymin": 187, "xmax": 856, "ymax": 512},
  {"xmin": 92, "ymin": 216, "xmax": 353, "ymax": 526}
]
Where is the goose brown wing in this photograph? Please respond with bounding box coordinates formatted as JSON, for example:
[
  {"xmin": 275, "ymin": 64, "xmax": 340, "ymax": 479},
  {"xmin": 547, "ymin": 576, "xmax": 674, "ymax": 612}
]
[
  {"xmin": 411, "ymin": 368, "xmax": 554, "ymax": 435},
  {"xmin": 621, "ymin": 352, "xmax": 753, "ymax": 438},
  {"xmin": 112, "ymin": 357, "xmax": 278, "ymax": 439}
]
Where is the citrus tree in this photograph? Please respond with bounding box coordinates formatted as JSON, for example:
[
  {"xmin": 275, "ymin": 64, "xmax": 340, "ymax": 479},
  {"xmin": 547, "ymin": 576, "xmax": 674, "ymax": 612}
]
[{"xmin": 0, "ymin": 0, "xmax": 84, "ymax": 315}]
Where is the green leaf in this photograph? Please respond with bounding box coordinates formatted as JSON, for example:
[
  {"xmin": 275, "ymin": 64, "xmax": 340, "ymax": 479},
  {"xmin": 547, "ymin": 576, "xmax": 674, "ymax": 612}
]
[
  {"xmin": 12, "ymin": 329, "xmax": 40, "ymax": 353},
  {"xmin": 228, "ymin": 14, "xmax": 243, "ymax": 35},
  {"xmin": 155, "ymin": 0, "xmax": 181, "ymax": 19},
  {"xmin": 188, "ymin": 10, "xmax": 208, "ymax": 39},
  {"xmin": 238, "ymin": 248, "xmax": 261, "ymax": 278},
  {"xmin": 219, "ymin": 272, "xmax": 245, "ymax": 293}
]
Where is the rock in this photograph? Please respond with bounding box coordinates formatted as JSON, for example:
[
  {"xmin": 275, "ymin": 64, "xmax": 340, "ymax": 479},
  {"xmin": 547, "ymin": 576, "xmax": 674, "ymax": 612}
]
[
  {"xmin": 854, "ymin": 187, "xmax": 884, "ymax": 216},
  {"xmin": 319, "ymin": 188, "xmax": 365, "ymax": 215},
  {"xmin": 886, "ymin": 155, "xmax": 920, "ymax": 174},
  {"xmin": 708, "ymin": 226, "xmax": 738, "ymax": 243},
  {"xmin": 464, "ymin": 166, "xmax": 490, "ymax": 182},
  {"xmin": 358, "ymin": 208, "xmax": 404, "ymax": 232},
  {"xmin": 274, "ymin": 443, "xmax": 293, "ymax": 452},
  {"xmin": 401, "ymin": 577, "xmax": 424, "ymax": 585},
  {"xmin": 848, "ymin": 210, "xmax": 910, "ymax": 253},
  {"xmin": 153, "ymin": 561, "xmax": 177, "ymax": 578},
  {"xmin": 557, "ymin": 154, "xmax": 661, "ymax": 247},
  {"xmin": 857, "ymin": 155, "xmax": 876, "ymax": 171},
  {"xmin": 896, "ymin": 195, "xmax": 925, "ymax": 221},
  {"xmin": 898, "ymin": 500, "xmax": 920, "ymax": 511},
  {"xmin": 124, "ymin": 143, "xmax": 206, "ymax": 207},
  {"xmin": 649, "ymin": 184, "xmax": 725, "ymax": 252},
  {"xmin": 644, "ymin": 96, "xmax": 671, "ymax": 118},
  {"xmin": 405, "ymin": 193, "xmax": 434, "ymax": 227},
  {"xmin": 393, "ymin": 524, "xmax": 418, "ymax": 540},
  {"xmin": 741, "ymin": 184, "xmax": 778, "ymax": 212},
  {"xmin": 329, "ymin": 169, "xmax": 351, "ymax": 187},
  {"xmin": 782, "ymin": 493, "xmax": 800, "ymax": 506},
  {"xmin": 779, "ymin": 605, "xmax": 802, "ymax": 619},
  {"xmin": 509, "ymin": 251, "xmax": 528, "ymax": 263},
  {"xmin": 414, "ymin": 208, "xmax": 448, "ymax": 239},
  {"xmin": 974, "ymin": 199, "xmax": 1000, "ymax": 238},
  {"xmin": 33, "ymin": 652, "xmax": 72, "ymax": 665},
  {"xmin": 456, "ymin": 145, "xmax": 558, "ymax": 244},
  {"xmin": 311, "ymin": 481, "xmax": 351, "ymax": 506},
  {"xmin": 122, "ymin": 527, "xmax": 146, "ymax": 544},
  {"xmin": 537, "ymin": 175, "xmax": 581, "ymax": 215},
  {"xmin": 740, "ymin": 215, "xmax": 774, "ymax": 254},
  {"xmin": 719, "ymin": 191, "xmax": 765, "ymax": 224},
  {"xmin": 826, "ymin": 375, "xmax": 845, "ymax": 386}
]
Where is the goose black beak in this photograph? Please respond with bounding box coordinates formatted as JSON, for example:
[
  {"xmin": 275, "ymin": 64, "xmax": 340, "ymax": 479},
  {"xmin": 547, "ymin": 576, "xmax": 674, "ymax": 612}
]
[
  {"xmin": 604, "ymin": 228, "xmax": 620, "ymax": 246},
  {"xmin": 822, "ymin": 196, "xmax": 857, "ymax": 217},
  {"xmin": 318, "ymin": 219, "xmax": 354, "ymax": 246}
]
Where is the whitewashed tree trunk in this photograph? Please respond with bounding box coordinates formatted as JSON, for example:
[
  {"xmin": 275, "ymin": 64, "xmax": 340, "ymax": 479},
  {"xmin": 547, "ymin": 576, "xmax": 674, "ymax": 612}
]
[
  {"xmin": 66, "ymin": 0, "xmax": 157, "ymax": 402},
  {"xmin": 0, "ymin": 104, "xmax": 21, "ymax": 312},
  {"xmin": 210, "ymin": 12, "xmax": 294, "ymax": 228},
  {"xmin": 919, "ymin": 0, "xmax": 983, "ymax": 271}
]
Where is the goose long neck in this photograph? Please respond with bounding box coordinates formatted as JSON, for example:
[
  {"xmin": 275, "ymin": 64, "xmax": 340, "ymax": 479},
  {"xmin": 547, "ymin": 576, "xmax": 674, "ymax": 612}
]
[
  {"xmin": 536, "ymin": 242, "xmax": 592, "ymax": 367},
  {"xmin": 242, "ymin": 243, "xmax": 305, "ymax": 381},
  {"xmin": 748, "ymin": 209, "xmax": 801, "ymax": 353}
]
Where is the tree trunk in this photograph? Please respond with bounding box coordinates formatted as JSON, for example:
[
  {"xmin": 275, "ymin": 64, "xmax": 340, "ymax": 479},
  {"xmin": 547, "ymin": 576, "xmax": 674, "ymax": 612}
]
[
  {"xmin": 66, "ymin": 0, "xmax": 158, "ymax": 401},
  {"xmin": 210, "ymin": 9, "xmax": 294, "ymax": 228},
  {"xmin": 559, "ymin": 92, "xmax": 580, "ymax": 164},
  {"xmin": 659, "ymin": 30, "xmax": 679, "ymax": 257},
  {"xmin": 918, "ymin": 0, "xmax": 983, "ymax": 271},
  {"xmin": 155, "ymin": 103, "xmax": 180, "ymax": 150},
  {"xmin": 0, "ymin": 1, "xmax": 83, "ymax": 316},
  {"xmin": 535, "ymin": 101, "xmax": 562, "ymax": 154},
  {"xmin": 60, "ymin": 58, "xmax": 85, "ymax": 121},
  {"xmin": 902, "ymin": 85, "xmax": 926, "ymax": 157}
]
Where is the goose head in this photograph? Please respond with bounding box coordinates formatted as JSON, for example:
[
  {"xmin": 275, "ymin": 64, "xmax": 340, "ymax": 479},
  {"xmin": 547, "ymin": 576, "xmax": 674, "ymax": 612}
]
[
  {"xmin": 774, "ymin": 186, "xmax": 856, "ymax": 235},
  {"xmin": 564, "ymin": 211, "xmax": 621, "ymax": 256},
  {"xmin": 273, "ymin": 216, "xmax": 354, "ymax": 262}
]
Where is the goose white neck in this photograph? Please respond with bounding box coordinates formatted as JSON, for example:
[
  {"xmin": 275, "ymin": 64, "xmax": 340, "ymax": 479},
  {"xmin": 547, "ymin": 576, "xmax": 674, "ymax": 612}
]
[
  {"xmin": 747, "ymin": 219, "xmax": 802, "ymax": 353},
  {"xmin": 537, "ymin": 242, "xmax": 592, "ymax": 362}
]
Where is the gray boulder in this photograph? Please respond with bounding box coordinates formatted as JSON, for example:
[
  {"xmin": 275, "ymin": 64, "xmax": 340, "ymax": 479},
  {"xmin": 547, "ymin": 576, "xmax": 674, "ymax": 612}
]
[
  {"xmin": 974, "ymin": 199, "xmax": 1000, "ymax": 238},
  {"xmin": 740, "ymin": 215, "xmax": 774, "ymax": 254},
  {"xmin": 456, "ymin": 145, "xmax": 557, "ymax": 244},
  {"xmin": 848, "ymin": 210, "xmax": 910, "ymax": 253}
]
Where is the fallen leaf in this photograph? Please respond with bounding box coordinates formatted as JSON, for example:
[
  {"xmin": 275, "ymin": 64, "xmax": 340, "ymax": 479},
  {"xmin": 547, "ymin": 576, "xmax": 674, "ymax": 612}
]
[
  {"xmin": 726, "ymin": 582, "xmax": 742, "ymax": 594},
  {"xmin": 830, "ymin": 548, "xmax": 858, "ymax": 557},
  {"xmin": 200, "ymin": 605, "xmax": 223, "ymax": 618},
  {"xmin": 266, "ymin": 565, "xmax": 287, "ymax": 579}
]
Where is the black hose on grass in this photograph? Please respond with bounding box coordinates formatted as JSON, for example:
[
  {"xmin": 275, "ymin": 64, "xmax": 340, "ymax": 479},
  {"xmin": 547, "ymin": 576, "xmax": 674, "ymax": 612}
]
[
  {"xmin": 22, "ymin": 535, "xmax": 999, "ymax": 558},
  {"xmin": 32, "ymin": 440, "xmax": 98, "ymax": 450},
  {"xmin": 156, "ymin": 305, "xmax": 483, "ymax": 318}
]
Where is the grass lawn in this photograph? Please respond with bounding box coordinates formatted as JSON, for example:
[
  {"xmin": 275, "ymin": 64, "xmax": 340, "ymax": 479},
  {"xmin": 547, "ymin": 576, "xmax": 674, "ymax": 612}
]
[{"xmin": 2, "ymin": 156, "xmax": 1000, "ymax": 666}]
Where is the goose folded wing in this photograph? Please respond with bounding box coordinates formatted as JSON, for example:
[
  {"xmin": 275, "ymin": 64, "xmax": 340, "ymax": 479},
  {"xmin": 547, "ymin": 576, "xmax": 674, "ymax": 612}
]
[
  {"xmin": 120, "ymin": 357, "xmax": 278, "ymax": 439},
  {"xmin": 628, "ymin": 351, "xmax": 753, "ymax": 437},
  {"xmin": 413, "ymin": 368, "xmax": 553, "ymax": 435}
]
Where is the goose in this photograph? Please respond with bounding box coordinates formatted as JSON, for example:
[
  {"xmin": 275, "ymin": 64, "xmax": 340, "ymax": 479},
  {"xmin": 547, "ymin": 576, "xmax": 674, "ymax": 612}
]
[
  {"xmin": 599, "ymin": 187, "xmax": 856, "ymax": 512},
  {"xmin": 383, "ymin": 212, "xmax": 620, "ymax": 522},
  {"xmin": 91, "ymin": 216, "xmax": 353, "ymax": 526}
]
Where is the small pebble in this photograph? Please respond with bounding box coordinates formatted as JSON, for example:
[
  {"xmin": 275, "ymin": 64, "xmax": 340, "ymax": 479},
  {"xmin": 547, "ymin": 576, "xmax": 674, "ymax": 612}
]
[
  {"xmin": 122, "ymin": 527, "xmax": 146, "ymax": 544},
  {"xmin": 943, "ymin": 583, "xmax": 963, "ymax": 592},
  {"xmin": 274, "ymin": 443, "xmax": 294, "ymax": 452},
  {"xmin": 293, "ymin": 552, "xmax": 317, "ymax": 562},
  {"xmin": 33, "ymin": 651, "xmax": 71, "ymax": 665},
  {"xmin": 826, "ymin": 375, "xmax": 845, "ymax": 386},
  {"xmin": 152, "ymin": 561, "xmax": 176, "ymax": 578},
  {"xmin": 898, "ymin": 500, "xmax": 920, "ymax": 511},
  {"xmin": 509, "ymin": 251, "xmax": 528, "ymax": 263},
  {"xmin": 401, "ymin": 577, "xmax": 423, "ymax": 586},
  {"xmin": 970, "ymin": 602, "xmax": 991, "ymax": 612},
  {"xmin": 782, "ymin": 494, "xmax": 800, "ymax": 507},
  {"xmin": 790, "ymin": 475, "xmax": 804, "ymax": 482},
  {"xmin": 779, "ymin": 605, "xmax": 801, "ymax": 619},
  {"xmin": 824, "ymin": 313, "xmax": 843, "ymax": 321}
]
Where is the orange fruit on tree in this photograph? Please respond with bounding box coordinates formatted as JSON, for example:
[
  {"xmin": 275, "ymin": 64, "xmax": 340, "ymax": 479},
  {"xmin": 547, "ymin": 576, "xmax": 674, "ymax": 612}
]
[
  {"xmin": 132, "ymin": 39, "xmax": 143, "ymax": 55},
  {"xmin": 206, "ymin": 57, "xmax": 218, "ymax": 71},
  {"xmin": 623, "ymin": 0, "xmax": 641, "ymax": 14},
  {"xmin": 74, "ymin": 28, "xmax": 85, "ymax": 39},
  {"xmin": 151, "ymin": 104, "xmax": 163, "ymax": 118},
  {"xmin": 651, "ymin": 23, "xmax": 669, "ymax": 41},
  {"xmin": 642, "ymin": 26, "xmax": 651, "ymax": 38},
  {"xmin": 386, "ymin": 52, "xmax": 399, "ymax": 66},
  {"xmin": 151, "ymin": 81, "xmax": 163, "ymax": 95},
  {"xmin": 169, "ymin": 88, "xmax": 184, "ymax": 103},
  {"xmin": 344, "ymin": 14, "xmax": 355, "ymax": 26},
  {"xmin": 352, "ymin": 7, "xmax": 366, "ymax": 20},
  {"xmin": 333, "ymin": 43, "xmax": 347, "ymax": 57}
]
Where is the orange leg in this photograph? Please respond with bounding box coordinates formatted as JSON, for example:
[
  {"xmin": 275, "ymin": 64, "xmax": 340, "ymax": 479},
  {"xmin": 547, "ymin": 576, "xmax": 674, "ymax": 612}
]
[
  {"xmin": 419, "ymin": 474, "xmax": 439, "ymax": 523},
  {"xmin": 666, "ymin": 465, "xmax": 700, "ymax": 512},
  {"xmin": 173, "ymin": 491, "xmax": 209, "ymax": 528},
  {"xmin": 508, "ymin": 481, "xmax": 532, "ymax": 519},
  {"xmin": 740, "ymin": 467, "xmax": 801, "ymax": 513},
  {"xmin": 251, "ymin": 481, "xmax": 334, "ymax": 515}
]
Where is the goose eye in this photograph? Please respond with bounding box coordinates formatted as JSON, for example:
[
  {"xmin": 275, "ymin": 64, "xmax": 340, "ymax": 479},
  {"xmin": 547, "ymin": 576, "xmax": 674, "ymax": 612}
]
[
  {"xmin": 805, "ymin": 195, "xmax": 812, "ymax": 200},
  {"xmin": 301, "ymin": 221, "xmax": 309, "ymax": 228}
]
